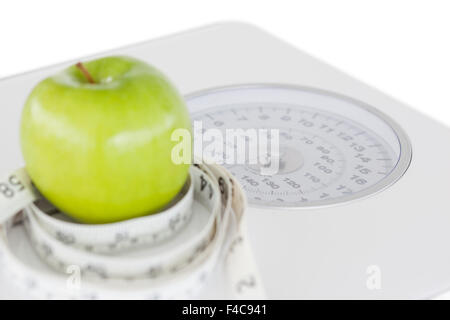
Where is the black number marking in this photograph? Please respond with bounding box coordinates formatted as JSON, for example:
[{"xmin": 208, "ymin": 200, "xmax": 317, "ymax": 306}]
[{"xmin": 0, "ymin": 183, "xmax": 14, "ymax": 198}]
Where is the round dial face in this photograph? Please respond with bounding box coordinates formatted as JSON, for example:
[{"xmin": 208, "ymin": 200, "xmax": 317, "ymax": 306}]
[{"xmin": 187, "ymin": 85, "xmax": 412, "ymax": 208}]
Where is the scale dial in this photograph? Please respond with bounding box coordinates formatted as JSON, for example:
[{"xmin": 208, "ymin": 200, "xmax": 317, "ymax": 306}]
[{"xmin": 187, "ymin": 85, "xmax": 412, "ymax": 208}]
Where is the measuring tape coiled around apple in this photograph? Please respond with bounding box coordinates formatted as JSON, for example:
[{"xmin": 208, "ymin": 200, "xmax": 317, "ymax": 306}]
[
  {"xmin": 29, "ymin": 176, "xmax": 195, "ymax": 255},
  {"xmin": 0, "ymin": 164, "xmax": 265, "ymax": 299}
]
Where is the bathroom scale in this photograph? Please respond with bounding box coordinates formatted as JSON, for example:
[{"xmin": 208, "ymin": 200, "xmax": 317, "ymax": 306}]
[{"xmin": 0, "ymin": 22, "xmax": 449, "ymax": 299}]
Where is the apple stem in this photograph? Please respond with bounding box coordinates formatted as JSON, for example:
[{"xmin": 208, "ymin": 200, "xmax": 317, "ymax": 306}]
[{"xmin": 75, "ymin": 62, "xmax": 95, "ymax": 84}]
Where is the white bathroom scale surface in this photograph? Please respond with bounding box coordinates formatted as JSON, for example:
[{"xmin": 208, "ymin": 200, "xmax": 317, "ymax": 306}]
[{"xmin": 1, "ymin": 22, "xmax": 450, "ymax": 299}]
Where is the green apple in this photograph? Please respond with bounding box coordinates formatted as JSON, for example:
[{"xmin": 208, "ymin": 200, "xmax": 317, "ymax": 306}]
[{"xmin": 20, "ymin": 56, "xmax": 191, "ymax": 224}]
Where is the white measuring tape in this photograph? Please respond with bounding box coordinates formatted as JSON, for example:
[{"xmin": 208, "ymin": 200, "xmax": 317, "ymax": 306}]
[{"xmin": 0, "ymin": 163, "xmax": 266, "ymax": 299}]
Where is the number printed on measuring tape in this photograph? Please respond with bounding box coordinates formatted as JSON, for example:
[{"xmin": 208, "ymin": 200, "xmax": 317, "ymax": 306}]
[
  {"xmin": 0, "ymin": 168, "xmax": 40, "ymax": 224},
  {"xmin": 0, "ymin": 175, "xmax": 24, "ymax": 197}
]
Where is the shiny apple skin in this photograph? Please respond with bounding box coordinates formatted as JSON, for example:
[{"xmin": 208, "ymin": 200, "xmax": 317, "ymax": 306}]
[{"xmin": 20, "ymin": 56, "xmax": 191, "ymax": 223}]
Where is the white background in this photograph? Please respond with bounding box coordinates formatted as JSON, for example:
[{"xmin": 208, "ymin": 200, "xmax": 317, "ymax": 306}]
[{"xmin": 1, "ymin": 0, "xmax": 449, "ymax": 126}]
